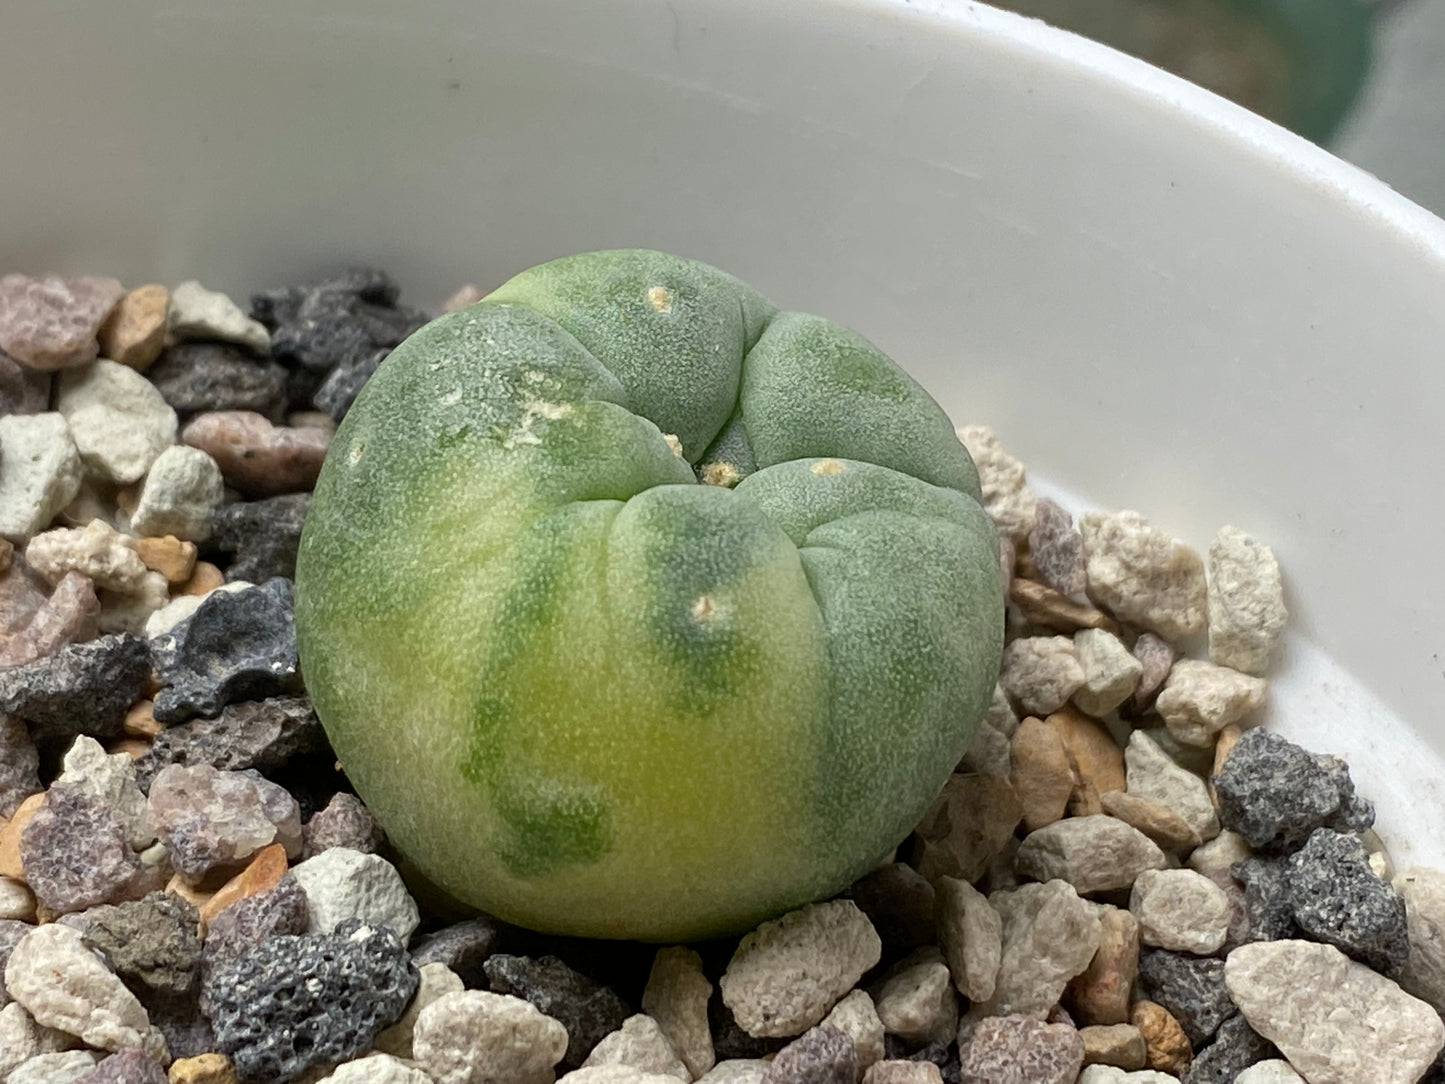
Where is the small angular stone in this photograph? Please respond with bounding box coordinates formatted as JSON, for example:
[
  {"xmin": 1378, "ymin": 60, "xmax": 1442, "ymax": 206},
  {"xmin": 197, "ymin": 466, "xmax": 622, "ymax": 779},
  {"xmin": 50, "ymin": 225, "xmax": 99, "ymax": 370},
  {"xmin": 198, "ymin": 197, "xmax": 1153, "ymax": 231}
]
[
  {"xmin": 1232, "ymin": 856, "xmax": 1299, "ymax": 942},
  {"xmin": 0, "ymin": 1000, "xmax": 82, "ymax": 1079},
  {"xmin": 1187, "ymin": 831, "xmax": 1253, "ymax": 874},
  {"xmin": 0, "ymin": 873, "xmax": 37, "ymax": 921},
  {"xmin": 483, "ymin": 953, "xmax": 633, "ymax": 1070},
  {"xmin": 409, "ymin": 916, "xmax": 506, "ymax": 989},
  {"xmin": 1099, "ymin": 792, "xmax": 1200, "ymax": 852},
  {"xmin": 1179, "ymin": 1013, "xmax": 1276, "ymax": 1084},
  {"xmin": 1080, "ymin": 1024, "xmax": 1146, "ymax": 1070},
  {"xmin": 1027, "ymin": 498, "xmax": 1086, "ymax": 596},
  {"xmin": 1397, "ymin": 865, "xmax": 1445, "ymax": 1013},
  {"xmin": 910, "ymin": 773, "xmax": 1022, "ymax": 885},
  {"xmin": 1010, "ymin": 577, "xmax": 1120, "ymax": 634},
  {"xmin": 1136, "ymin": 951, "xmax": 1233, "ymax": 1047},
  {"xmin": 1226, "ymin": 939, "xmax": 1445, "ymax": 1084},
  {"xmin": 1080, "ymin": 511, "xmax": 1207, "ymax": 641},
  {"xmin": 871, "ymin": 948, "xmax": 957, "ymax": 1044},
  {"xmin": 97, "ymin": 568, "xmax": 171, "ymax": 637},
  {"xmin": 167, "ymin": 282, "xmax": 270, "ymax": 356},
  {"xmin": 147, "ymin": 764, "xmax": 302, "ymax": 881},
  {"xmin": 1234, "ymin": 1062, "xmax": 1304, "ymax": 1084},
  {"xmin": 290, "ymin": 847, "xmax": 417, "ymax": 943},
  {"xmin": 1072, "ymin": 629, "xmax": 1142, "ymax": 717},
  {"xmin": 77, "ymin": 1048, "xmax": 169, "ymax": 1084},
  {"xmin": 132, "ymin": 536, "xmax": 198, "ymax": 584},
  {"xmin": 1125, "ymin": 731, "xmax": 1219, "ymax": 844},
  {"xmin": 197, "ymin": 843, "xmax": 289, "ymax": 928},
  {"xmin": 150, "ymin": 578, "xmax": 300, "ymax": 724},
  {"xmin": 181, "ymin": 412, "xmax": 329, "ymax": 498},
  {"xmin": 1130, "ymin": 633, "xmax": 1175, "ymax": 711},
  {"xmin": 958, "ymin": 713, "xmax": 1012, "ymax": 777},
  {"xmin": 1213, "ymin": 729, "xmax": 1371, "ymax": 852},
  {"xmin": 320, "ymin": 1053, "xmax": 431, "ymax": 1084},
  {"xmin": 1015, "ymin": 815, "xmax": 1167, "ymax": 895},
  {"xmin": 129, "ymin": 447, "xmax": 225, "ymax": 542},
  {"xmin": 1000, "ymin": 637, "xmax": 1085, "ymax": 716},
  {"xmin": 0, "ymin": 274, "xmax": 123, "ymax": 370},
  {"xmin": 19, "ymin": 784, "xmax": 144, "ymax": 913},
  {"xmin": 147, "ymin": 344, "xmax": 288, "ymax": 419},
  {"xmin": 98, "ymin": 284, "xmax": 169, "ymax": 372},
  {"xmin": 201, "ymin": 872, "xmax": 309, "ymax": 976},
  {"xmin": 820, "ymin": 989, "xmax": 885, "ymax": 1072},
  {"xmin": 955, "ymin": 426, "xmax": 1036, "ymax": 541},
  {"xmin": 956, "ymin": 1015, "xmax": 1084, "ymax": 1084},
  {"xmin": 1154, "ymin": 660, "xmax": 1266, "ymax": 748},
  {"xmin": 301, "ymin": 792, "xmax": 382, "ymax": 857},
  {"xmin": 1130, "ymin": 870, "xmax": 1231, "ymax": 954},
  {"xmin": 313, "ymin": 347, "xmax": 393, "ymax": 421},
  {"xmin": 0, "ymin": 414, "xmax": 85, "ymax": 540},
  {"xmin": 56, "ymin": 734, "xmax": 154, "ymax": 849},
  {"xmin": 81, "ymin": 891, "xmax": 201, "ymax": 1002},
  {"xmin": 1207, "ymin": 526, "xmax": 1286, "ymax": 676},
  {"xmin": 1010, "ymin": 715, "xmax": 1074, "ymax": 832},
  {"xmin": 166, "ymin": 1053, "xmax": 237, "ymax": 1084},
  {"xmin": 412, "ymin": 989, "xmax": 568, "ymax": 1084},
  {"xmin": 761, "ymin": 1025, "xmax": 858, "ymax": 1084},
  {"xmin": 720, "ymin": 900, "xmax": 882, "ymax": 1038},
  {"xmin": 1065, "ymin": 906, "xmax": 1139, "ymax": 1026},
  {"xmin": 202, "ymin": 918, "xmax": 416, "ymax": 1084},
  {"xmin": 0, "ymin": 570, "xmax": 100, "ymax": 669},
  {"xmin": 1285, "ymin": 828, "xmax": 1409, "ymax": 976},
  {"xmin": 1130, "ymin": 1001, "xmax": 1191, "ymax": 1077},
  {"xmin": 936, "ymin": 876, "xmax": 1001, "ymax": 1002},
  {"xmin": 26, "ymin": 519, "xmax": 148, "ymax": 594},
  {"xmin": 135, "ymin": 696, "xmax": 326, "ymax": 792},
  {"xmin": 642, "ymin": 945, "xmax": 715, "ymax": 1078},
  {"xmin": 0, "ymin": 351, "xmax": 51, "ymax": 414},
  {"xmin": 981, "ymin": 880, "xmax": 1101, "ymax": 1018},
  {"xmin": 56, "ymin": 360, "xmax": 177, "ymax": 485},
  {"xmin": 5, "ymin": 922, "xmax": 166, "ymax": 1058},
  {"xmin": 9, "ymin": 1050, "xmax": 101, "ymax": 1084},
  {"xmin": 208, "ymin": 494, "xmax": 308, "ymax": 583},
  {"xmin": 861, "ymin": 1063, "xmax": 943, "ymax": 1084},
  {"xmin": 253, "ymin": 269, "xmax": 423, "ymax": 374},
  {"xmin": 583, "ymin": 1014, "xmax": 689, "ymax": 1080},
  {"xmin": 849, "ymin": 862, "xmax": 937, "ymax": 955},
  {"xmin": 373, "ymin": 961, "xmax": 464, "ymax": 1060}
]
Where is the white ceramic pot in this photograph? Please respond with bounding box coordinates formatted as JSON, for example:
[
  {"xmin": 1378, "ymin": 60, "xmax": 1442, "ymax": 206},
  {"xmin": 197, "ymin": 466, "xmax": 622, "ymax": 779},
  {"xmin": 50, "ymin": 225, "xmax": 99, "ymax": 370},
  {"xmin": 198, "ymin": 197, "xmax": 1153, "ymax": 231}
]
[{"xmin": 5, "ymin": 0, "xmax": 1445, "ymax": 864}]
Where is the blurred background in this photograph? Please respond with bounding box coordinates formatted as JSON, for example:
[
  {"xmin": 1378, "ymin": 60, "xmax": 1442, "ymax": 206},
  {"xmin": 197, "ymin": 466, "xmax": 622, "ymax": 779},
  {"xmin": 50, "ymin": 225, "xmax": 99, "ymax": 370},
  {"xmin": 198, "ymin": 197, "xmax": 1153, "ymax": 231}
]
[{"xmin": 987, "ymin": 0, "xmax": 1445, "ymax": 217}]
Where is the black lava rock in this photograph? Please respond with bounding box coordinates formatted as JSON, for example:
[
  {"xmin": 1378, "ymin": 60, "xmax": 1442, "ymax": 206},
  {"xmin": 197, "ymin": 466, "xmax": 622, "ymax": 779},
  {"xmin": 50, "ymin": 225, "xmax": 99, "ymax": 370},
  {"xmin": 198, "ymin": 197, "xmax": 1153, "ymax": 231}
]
[
  {"xmin": 483, "ymin": 953, "xmax": 633, "ymax": 1070},
  {"xmin": 202, "ymin": 873, "xmax": 310, "ymax": 981},
  {"xmin": 848, "ymin": 863, "xmax": 938, "ymax": 957},
  {"xmin": 75, "ymin": 1049, "xmax": 168, "ymax": 1084},
  {"xmin": 150, "ymin": 578, "xmax": 300, "ymax": 725},
  {"xmin": 146, "ymin": 343, "xmax": 289, "ymax": 420},
  {"xmin": 312, "ymin": 346, "xmax": 390, "ymax": 421},
  {"xmin": 1181, "ymin": 1014, "xmax": 1278, "ymax": 1084},
  {"xmin": 1232, "ymin": 857, "xmax": 1300, "ymax": 943},
  {"xmin": 1214, "ymin": 729, "xmax": 1373, "ymax": 852},
  {"xmin": 1136, "ymin": 950, "xmax": 1235, "ymax": 1048},
  {"xmin": 202, "ymin": 918, "xmax": 416, "ymax": 1084},
  {"xmin": 148, "ymin": 1000, "xmax": 218, "ymax": 1063},
  {"xmin": 208, "ymin": 494, "xmax": 309, "ymax": 584},
  {"xmin": 1286, "ymin": 828, "xmax": 1410, "ymax": 976},
  {"xmin": 409, "ymin": 916, "xmax": 507, "ymax": 989},
  {"xmin": 0, "ymin": 633, "xmax": 149, "ymax": 743},
  {"xmin": 134, "ymin": 696, "xmax": 326, "ymax": 793},
  {"xmin": 81, "ymin": 891, "xmax": 202, "ymax": 1002},
  {"xmin": 763, "ymin": 1025, "xmax": 859, "ymax": 1084},
  {"xmin": 0, "ymin": 711, "xmax": 41, "ymax": 818}
]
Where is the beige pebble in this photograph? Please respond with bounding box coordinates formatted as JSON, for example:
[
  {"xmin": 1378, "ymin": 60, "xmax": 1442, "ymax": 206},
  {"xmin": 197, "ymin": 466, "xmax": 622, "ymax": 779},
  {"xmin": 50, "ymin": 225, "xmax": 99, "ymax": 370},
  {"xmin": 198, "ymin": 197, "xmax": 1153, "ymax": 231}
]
[
  {"xmin": 956, "ymin": 425, "xmax": 1036, "ymax": 541},
  {"xmin": 122, "ymin": 700, "xmax": 162, "ymax": 739},
  {"xmin": 132, "ymin": 535, "xmax": 198, "ymax": 584},
  {"xmin": 1073, "ymin": 628, "xmax": 1143, "ymax": 716},
  {"xmin": 1000, "ymin": 636, "xmax": 1085, "ymax": 717},
  {"xmin": 1010, "ymin": 716, "xmax": 1074, "ymax": 832},
  {"xmin": 1130, "ymin": 1000, "xmax": 1191, "ymax": 1077},
  {"xmin": 1154, "ymin": 659, "xmax": 1267, "ymax": 747},
  {"xmin": 99, "ymin": 285, "xmax": 169, "ymax": 371},
  {"xmin": 820, "ymin": 988, "xmax": 885, "ymax": 1071},
  {"xmin": 936, "ymin": 876, "xmax": 1002, "ymax": 1003},
  {"xmin": 910, "ymin": 773, "xmax": 1022, "ymax": 885},
  {"xmin": 25, "ymin": 519, "xmax": 149, "ymax": 593},
  {"xmin": 1099, "ymin": 792, "xmax": 1201, "ymax": 852},
  {"xmin": 1080, "ymin": 1024, "xmax": 1147, "ymax": 1070},
  {"xmin": 1065, "ymin": 906, "xmax": 1140, "ymax": 1026},
  {"xmin": 1015, "ymin": 816, "xmax": 1168, "ymax": 896},
  {"xmin": 1080, "ymin": 510, "xmax": 1207, "ymax": 642},
  {"xmin": 1044, "ymin": 706, "xmax": 1126, "ymax": 796},
  {"xmin": 641, "ymin": 946, "xmax": 714, "ymax": 1079},
  {"xmin": 181, "ymin": 561, "xmax": 226, "ymax": 596},
  {"xmin": 1207, "ymin": 525, "xmax": 1287, "ymax": 676},
  {"xmin": 1010, "ymin": 577, "xmax": 1120, "ymax": 634},
  {"xmin": 870, "ymin": 948, "xmax": 957, "ymax": 1045},
  {"xmin": 167, "ymin": 1052, "xmax": 238, "ymax": 1084}
]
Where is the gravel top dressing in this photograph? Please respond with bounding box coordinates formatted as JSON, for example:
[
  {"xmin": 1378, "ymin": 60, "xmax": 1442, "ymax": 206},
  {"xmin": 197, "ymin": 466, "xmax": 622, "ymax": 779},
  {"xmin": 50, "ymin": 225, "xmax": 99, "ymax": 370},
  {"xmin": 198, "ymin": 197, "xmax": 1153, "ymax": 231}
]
[{"xmin": 1, "ymin": 261, "xmax": 1444, "ymax": 1084}]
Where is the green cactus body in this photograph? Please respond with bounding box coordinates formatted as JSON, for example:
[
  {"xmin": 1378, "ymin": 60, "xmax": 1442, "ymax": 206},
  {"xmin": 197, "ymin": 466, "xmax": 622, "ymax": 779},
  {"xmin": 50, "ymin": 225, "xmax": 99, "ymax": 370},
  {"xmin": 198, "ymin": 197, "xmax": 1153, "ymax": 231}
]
[{"xmin": 295, "ymin": 250, "xmax": 1004, "ymax": 941}]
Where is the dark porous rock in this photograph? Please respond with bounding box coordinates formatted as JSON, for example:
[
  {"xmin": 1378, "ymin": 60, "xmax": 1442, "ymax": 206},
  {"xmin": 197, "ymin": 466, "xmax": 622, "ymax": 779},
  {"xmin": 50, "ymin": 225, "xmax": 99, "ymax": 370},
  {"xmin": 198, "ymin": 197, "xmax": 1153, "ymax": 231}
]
[
  {"xmin": 302, "ymin": 792, "xmax": 384, "ymax": 858},
  {"xmin": 0, "ymin": 712, "xmax": 42, "ymax": 818},
  {"xmin": 150, "ymin": 578, "xmax": 300, "ymax": 725},
  {"xmin": 1214, "ymin": 729, "xmax": 1372, "ymax": 853},
  {"xmin": 208, "ymin": 494, "xmax": 309, "ymax": 584},
  {"xmin": 312, "ymin": 347, "xmax": 390, "ymax": 421},
  {"xmin": 848, "ymin": 862, "xmax": 938, "ymax": 956},
  {"xmin": 0, "ymin": 351, "xmax": 50, "ymax": 414},
  {"xmin": 483, "ymin": 953, "xmax": 633, "ymax": 1070},
  {"xmin": 1136, "ymin": 950, "xmax": 1234, "ymax": 1048},
  {"xmin": 19, "ymin": 784, "xmax": 142, "ymax": 914},
  {"xmin": 201, "ymin": 917, "xmax": 417, "ymax": 1084},
  {"xmin": 409, "ymin": 916, "xmax": 507, "ymax": 989},
  {"xmin": 134, "ymin": 696, "xmax": 325, "ymax": 793},
  {"xmin": 202, "ymin": 873, "xmax": 309, "ymax": 980},
  {"xmin": 148, "ymin": 1000, "xmax": 218, "ymax": 1063},
  {"xmin": 74, "ymin": 1049, "xmax": 168, "ymax": 1084},
  {"xmin": 81, "ymin": 891, "xmax": 202, "ymax": 1001},
  {"xmin": 1180, "ymin": 1013, "xmax": 1278, "ymax": 1084},
  {"xmin": 147, "ymin": 343, "xmax": 289, "ymax": 420},
  {"xmin": 1285, "ymin": 828, "xmax": 1410, "ymax": 977},
  {"xmin": 956, "ymin": 1015, "xmax": 1085, "ymax": 1084},
  {"xmin": 0, "ymin": 633, "xmax": 149, "ymax": 743},
  {"xmin": 1232, "ymin": 857, "xmax": 1300, "ymax": 944},
  {"xmin": 762, "ymin": 1024, "xmax": 859, "ymax": 1084}
]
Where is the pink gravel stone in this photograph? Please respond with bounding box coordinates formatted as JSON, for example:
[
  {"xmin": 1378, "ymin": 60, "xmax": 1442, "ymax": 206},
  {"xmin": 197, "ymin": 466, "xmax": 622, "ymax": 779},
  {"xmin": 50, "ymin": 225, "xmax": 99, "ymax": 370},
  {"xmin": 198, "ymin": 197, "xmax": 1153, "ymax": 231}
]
[
  {"xmin": 0, "ymin": 274, "xmax": 125, "ymax": 371},
  {"xmin": 0, "ymin": 571, "xmax": 100, "ymax": 668},
  {"xmin": 180, "ymin": 411, "xmax": 331, "ymax": 497},
  {"xmin": 957, "ymin": 1015, "xmax": 1085, "ymax": 1084},
  {"xmin": 1028, "ymin": 498, "xmax": 1087, "ymax": 597}
]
